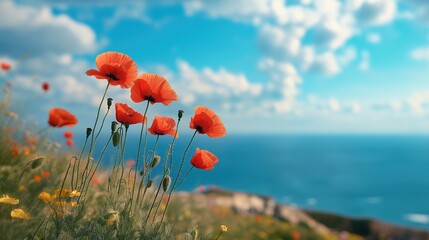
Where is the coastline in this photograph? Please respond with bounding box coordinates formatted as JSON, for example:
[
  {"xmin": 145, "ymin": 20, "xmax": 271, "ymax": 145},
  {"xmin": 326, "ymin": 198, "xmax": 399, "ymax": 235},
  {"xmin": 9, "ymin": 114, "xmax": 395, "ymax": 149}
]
[{"xmin": 175, "ymin": 188, "xmax": 429, "ymax": 240}]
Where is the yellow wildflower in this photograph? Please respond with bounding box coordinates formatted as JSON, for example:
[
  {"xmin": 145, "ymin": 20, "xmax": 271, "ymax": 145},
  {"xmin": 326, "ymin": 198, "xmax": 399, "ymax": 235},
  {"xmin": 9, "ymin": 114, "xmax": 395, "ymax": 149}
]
[
  {"xmin": 54, "ymin": 189, "xmax": 80, "ymax": 198},
  {"xmin": 18, "ymin": 185, "xmax": 26, "ymax": 192},
  {"xmin": 54, "ymin": 188, "xmax": 71, "ymax": 198},
  {"xmin": 0, "ymin": 194, "xmax": 19, "ymax": 205},
  {"xmin": 70, "ymin": 202, "xmax": 78, "ymax": 207},
  {"xmin": 69, "ymin": 190, "xmax": 80, "ymax": 197},
  {"xmin": 220, "ymin": 225, "xmax": 228, "ymax": 232},
  {"xmin": 38, "ymin": 192, "xmax": 55, "ymax": 203},
  {"xmin": 11, "ymin": 209, "xmax": 30, "ymax": 220}
]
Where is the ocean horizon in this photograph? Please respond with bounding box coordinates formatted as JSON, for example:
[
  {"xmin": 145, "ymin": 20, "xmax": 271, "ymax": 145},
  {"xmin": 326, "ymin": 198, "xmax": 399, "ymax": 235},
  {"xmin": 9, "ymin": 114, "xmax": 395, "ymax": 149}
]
[{"xmin": 85, "ymin": 133, "xmax": 429, "ymax": 230}]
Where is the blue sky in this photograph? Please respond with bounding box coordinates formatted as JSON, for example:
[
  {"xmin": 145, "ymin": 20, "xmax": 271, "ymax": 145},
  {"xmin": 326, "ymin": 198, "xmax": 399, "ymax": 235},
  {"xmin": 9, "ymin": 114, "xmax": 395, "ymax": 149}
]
[{"xmin": 1, "ymin": 0, "xmax": 429, "ymax": 134}]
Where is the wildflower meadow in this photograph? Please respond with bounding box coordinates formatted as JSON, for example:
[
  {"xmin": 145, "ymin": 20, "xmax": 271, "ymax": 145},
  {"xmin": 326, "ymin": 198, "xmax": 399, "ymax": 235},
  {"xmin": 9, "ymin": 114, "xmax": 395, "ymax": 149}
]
[{"xmin": 0, "ymin": 52, "xmax": 229, "ymax": 240}]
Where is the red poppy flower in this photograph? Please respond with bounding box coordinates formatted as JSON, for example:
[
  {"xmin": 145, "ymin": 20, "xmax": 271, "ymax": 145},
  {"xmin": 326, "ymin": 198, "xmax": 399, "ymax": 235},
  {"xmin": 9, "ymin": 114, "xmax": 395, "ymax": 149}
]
[
  {"xmin": 1, "ymin": 63, "xmax": 11, "ymax": 71},
  {"xmin": 42, "ymin": 82, "xmax": 50, "ymax": 92},
  {"xmin": 64, "ymin": 131, "xmax": 73, "ymax": 139},
  {"xmin": 130, "ymin": 73, "xmax": 178, "ymax": 105},
  {"xmin": 48, "ymin": 108, "xmax": 78, "ymax": 128},
  {"xmin": 190, "ymin": 148, "xmax": 219, "ymax": 170},
  {"xmin": 86, "ymin": 52, "xmax": 138, "ymax": 89},
  {"xmin": 190, "ymin": 106, "xmax": 226, "ymax": 138},
  {"xmin": 148, "ymin": 116, "xmax": 177, "ymax": 137},
  {"xmin": 66, "ymin": 139, "xmax": 74, "ymax": 147},
  {"xmin": 115, "ymin": 103, "xmax": 146, "ymax": 125}
]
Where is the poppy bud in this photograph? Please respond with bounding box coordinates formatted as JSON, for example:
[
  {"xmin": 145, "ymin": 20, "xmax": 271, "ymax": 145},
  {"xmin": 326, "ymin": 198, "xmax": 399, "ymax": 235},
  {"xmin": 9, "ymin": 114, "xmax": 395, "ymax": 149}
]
[
  {"xmin": 30, "ymin": 157, "xmax": 45, "ymax": 169},
  {"xmin": 107, "ymin": 98, "xmax": 113, "ymax": 109},
  {"xmin": 178, "ymin": 110, "xmax": 184, "ymax": 119},
  {"xmin": 124, "ymin": 122, "xmax": 130, "ymax": 130},
  {"xmin": 150, "ymin": 156, "xmax": 161, "ymax": 168},
  {"xmin": 86, "ymin": 128, "xmax": 92, "ymax": 138},
  {"xmin": 112, "ymin": 132, "xmax": 121, "ymax": 147},
  {"xmin": 162, "ymin": 176, "xmax": 171, "ymax": 192},
  {"xmin": 146, "ymin": 180, "xmax": 153, "ymax": 188},
  {"xmin": 220, "ymin": 225, "xmax": 228, "ymax": 232},
  {"xmin": 111, "ymin": 121, "xmax": 118, "ymax": 133}
]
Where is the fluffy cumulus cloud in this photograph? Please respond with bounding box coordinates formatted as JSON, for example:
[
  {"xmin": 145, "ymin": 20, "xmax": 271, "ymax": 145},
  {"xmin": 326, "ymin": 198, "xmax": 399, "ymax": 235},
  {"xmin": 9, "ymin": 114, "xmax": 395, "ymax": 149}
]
[
  {"xmin": 0, "ymin": 0, "xmax": 102, "ymax": 128},
  {"xmin": 0, "ymin": 0, "xmax": 96, "ymax": 56},
  {"xmin": 258, "ymin": 58, "xmax": 302, "ymax": 113},
  {"xmin": 355, "ymin": 0, "xmax": 396, "ymax": 26},
  {"xmin": 172, "ymin": 60, "xmax": 266, "ymax": 113},
  {"xmin": 174, "ymin": 0, "xmax": 404, "ymax": 114}
]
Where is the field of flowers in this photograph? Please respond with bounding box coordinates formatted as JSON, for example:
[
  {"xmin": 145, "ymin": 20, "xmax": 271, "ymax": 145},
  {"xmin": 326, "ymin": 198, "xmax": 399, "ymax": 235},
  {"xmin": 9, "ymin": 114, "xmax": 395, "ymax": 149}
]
[
  {"xmin": 0, "ymin": 52, "xmax": 230, "ymax": 240},
  {"xmin": 0, "ymin": 53, "xmax": 365, "ymax": 240}
]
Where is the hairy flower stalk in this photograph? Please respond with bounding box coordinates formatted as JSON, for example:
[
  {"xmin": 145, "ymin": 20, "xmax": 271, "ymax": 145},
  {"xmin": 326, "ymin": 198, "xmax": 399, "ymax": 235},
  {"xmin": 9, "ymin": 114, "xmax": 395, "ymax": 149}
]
[
  {"xmin": 160, "ymin": 130, "xmax": 197, "ymax": 223},
  {"xmin": 116, "ymin": 124, "xmax": 129, "ymax": 197},
  {"xmin": 79, "ymin": 81, "xmax": 110, "ymax": 190},
  {"xmin": 151, "ymin": 114, "xmax": 183, "ymax": 220},
  {"xmin": 130, "ymin": 101, "xmax": 150, "ymax": 212}
]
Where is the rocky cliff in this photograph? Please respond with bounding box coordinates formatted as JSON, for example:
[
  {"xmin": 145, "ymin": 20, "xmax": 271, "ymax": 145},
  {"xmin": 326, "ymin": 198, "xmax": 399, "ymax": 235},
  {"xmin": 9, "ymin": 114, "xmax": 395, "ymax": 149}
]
[{"xmin": 175, "ymin": 189, "xmax": 429, "ymax": 240}]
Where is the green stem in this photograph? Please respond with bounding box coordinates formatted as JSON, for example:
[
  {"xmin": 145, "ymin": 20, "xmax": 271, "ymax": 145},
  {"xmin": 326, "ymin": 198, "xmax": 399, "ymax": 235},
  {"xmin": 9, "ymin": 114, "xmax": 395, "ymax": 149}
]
[
  {"xmin": 80, "ymin": 81, "xmax": 110, "ymax": 190},
  {"xmin": 116, "ymin": 127, "xmax": 129, "ymax": 197},
  {"xmin": 173, "ymin": 166, "xmax": 194, "ymax": 191},
  {"xmin": 75, "ymin": 134, "xmax": 89, "ymax": 190},
  {"xmin": 160, "ymin": 130, "xmax": 197, "ymax": 223},
  {"xmin": 59, "ymin": 156, "xmax": 76, "ymax": 202},
  {"xmin": 130, "ymin": 101, "xmax": 150, "ymax": 211},
  {"xmin": 80, "ymin": 133, "xmax": 113, "ymax": 203},
  {"xmin": 215, "ymin": 232, "xmax": 223, "ymax": 240}
]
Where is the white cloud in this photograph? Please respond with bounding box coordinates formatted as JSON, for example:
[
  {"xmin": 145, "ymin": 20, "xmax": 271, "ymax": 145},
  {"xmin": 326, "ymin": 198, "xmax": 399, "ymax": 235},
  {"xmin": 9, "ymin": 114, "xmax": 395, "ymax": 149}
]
[
  {"xmin": 337, "ymin": 46, "xmax": 357, "ymax": 65},
  {"xmin": 404, "ymin": 0, "xmax": 429, "ymax": 24},
  {"xmin": 355, "ymin": 0, "xmax": 396, "ymax": 26},
  {"xmin": 359, "ymin": 50, "xmax": 370, "ymax": 71},
  {"xmin": 258, "ymin": 24, "xmax": 303, "ymax": 60},
  {"xmin": 183, "ymin": 0, "xmax": 272, "ymax": 24},
  {"xmin": 0, "ymin": 0, "xmax": 96, "ymax": 56},
  {"xmin": 410, "ymin": 47, "xmax": 429, "ymax": 61},
  {"xmin": 312, "ymin": 19, "xmax": 354, "ymax": 50},
  {"xmin": 258, "ymin": 58, "xmax": 302, "ymax": 113},
  {"xmin": 308, "ymin": 52, "xmax": 340, "ymax": 75},
  {"xmin": 307, "ymin": 95, "xmax": 362, "ymax": 114},
  {"xmin": 173, "ymin": 60, "xmax": 265, "ymax": 113},
  {"xmin": 366, "ymin": 33, "xmax": 381, "ymax": 44}
]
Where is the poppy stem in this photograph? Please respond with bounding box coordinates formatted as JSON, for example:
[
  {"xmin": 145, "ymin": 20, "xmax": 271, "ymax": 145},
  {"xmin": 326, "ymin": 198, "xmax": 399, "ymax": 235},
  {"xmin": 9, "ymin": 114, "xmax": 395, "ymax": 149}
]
[
  {"xmin": 214, "ymin": 231, "xmax": 223, "ymax": 240},
  {"xmin": 81, "ymin": 81, "xmax": 110, "ymax": 189},
  {"xmin": 130, "ymin": 101, "xmax": 150, "ymax": 212},
  {"xmin": 159, "ymin": 130, "xmax": 198, "ymax": 224},
  {"xmin": 74, "ymin": 135, "xmax": 89, "ymax": 190},
  {"xmin": 116, "ymin": 127, "xmax": 129, "ymax": 197},
  {"xmin": 59, "ymin": 156, "xmax": 76, "ymax": 204},
  {"xmin": 79, "ymin": 132, "xmax": 113, "ymax": 203},
  {"xmin": 89, "ymin": 81, "xmax": 110, "ymax": 148},
  {"xmin": 173, "ymin": 166, "xmax": 194, "ymax": 191},
  {"xmin": 142, "ymin": 135, "xmax": 160, "ymax": 223},
  {"xmin": 151, "ymin": 120, "xmax": 182, "ymax": 221},
  {"xmin": 108, "ymin": 127, "xmax": 123, "ymax": 197}
]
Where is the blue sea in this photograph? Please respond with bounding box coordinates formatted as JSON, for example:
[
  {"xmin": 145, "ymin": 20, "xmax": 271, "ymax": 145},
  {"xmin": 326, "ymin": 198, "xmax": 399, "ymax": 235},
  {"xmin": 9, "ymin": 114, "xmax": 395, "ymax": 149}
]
[{"xmin": 94, "ymin": 134, "xmax": 429, "ymax": 230}]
